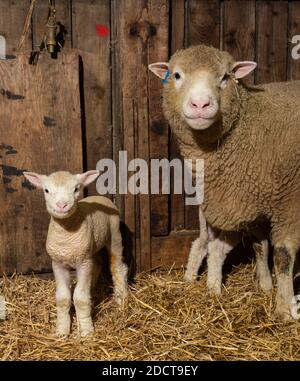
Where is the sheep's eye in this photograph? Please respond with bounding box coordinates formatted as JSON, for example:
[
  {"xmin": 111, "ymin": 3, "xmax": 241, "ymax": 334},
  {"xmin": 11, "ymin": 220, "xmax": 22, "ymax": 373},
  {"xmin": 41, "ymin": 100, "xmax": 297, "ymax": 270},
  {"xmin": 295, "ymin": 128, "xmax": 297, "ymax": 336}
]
[
  {"xmin": 44, "ymin": 188, "xmax": 49, "ymax": 194},
  {"xmin": 174, "ymin": 72, "xmax": 181, "ymax": 80},
  {"xmin": 222, "ymin": 73, "xmax": 230, "ymax": 82},
  {"xmin": 74, "ymin": 186, "xmax": 80, "ymax": 193}
]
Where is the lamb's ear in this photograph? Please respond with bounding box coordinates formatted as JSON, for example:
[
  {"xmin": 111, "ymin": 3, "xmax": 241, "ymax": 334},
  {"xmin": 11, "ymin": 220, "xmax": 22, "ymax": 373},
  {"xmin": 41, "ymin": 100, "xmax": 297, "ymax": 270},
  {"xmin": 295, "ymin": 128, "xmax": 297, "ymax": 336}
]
[
  {"xmin": 148, "ymin": 62, "xmax": 169, "ymax": 79},
  {"xmin": 231, "ymin": 61, "xmax": 257, "ymax": 79},
  {"xmin": 23, "ymin": 172, "xmax": 45, "ymax": 189},
  {"xmin": 76, "ymin": 170, "xmax": 100, "ymax": 187}
]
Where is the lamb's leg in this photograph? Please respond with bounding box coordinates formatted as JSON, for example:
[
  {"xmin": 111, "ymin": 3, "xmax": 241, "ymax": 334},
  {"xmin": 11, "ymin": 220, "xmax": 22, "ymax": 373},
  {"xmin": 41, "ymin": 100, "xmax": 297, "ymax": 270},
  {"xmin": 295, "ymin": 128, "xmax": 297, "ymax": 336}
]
[
  {"xmin": 207, "ymin": 232, "xmax": 241, "ymax": 296},
  {"xmin": 52, "ymin": 260, "xmax": 72, "ymax": 336},
  {"xmin": 274, "ymin": 245, "xmax": 296, "ymax": 320},
  {"xmin": 74, "ymin": 261, "xmax": 94, "ymax": 337},
  {"xmin": 108, "ymin": 216, "xmax": 128, "ymax": 307},
  {"xmin": 184, "ymin": 207, "xmax": 211, "ymax": 282},
  {"xmin": 253, "ymin": 239, "xmax": 272, "ymax": 294}
]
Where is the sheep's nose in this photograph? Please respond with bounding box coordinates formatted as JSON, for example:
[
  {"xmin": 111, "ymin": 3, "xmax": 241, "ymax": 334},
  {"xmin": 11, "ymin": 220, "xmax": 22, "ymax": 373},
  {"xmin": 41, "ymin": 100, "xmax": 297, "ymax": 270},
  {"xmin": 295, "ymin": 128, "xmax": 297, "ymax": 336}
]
[
  {"xmin": 189, "ymin": 98, "xmax": 211, "ymax": 110},
  {"xmin": 56, "ymin": 201, "xmax": 69, "ymax": 210}
]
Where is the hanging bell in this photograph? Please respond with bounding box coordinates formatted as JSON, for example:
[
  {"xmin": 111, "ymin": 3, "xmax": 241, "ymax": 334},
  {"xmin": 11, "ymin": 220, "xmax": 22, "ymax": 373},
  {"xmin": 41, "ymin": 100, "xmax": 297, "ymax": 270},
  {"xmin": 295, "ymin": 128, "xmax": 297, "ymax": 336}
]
[{"xmin": 46, "ymin": 6, "xmax": 57, "ymax": 54}]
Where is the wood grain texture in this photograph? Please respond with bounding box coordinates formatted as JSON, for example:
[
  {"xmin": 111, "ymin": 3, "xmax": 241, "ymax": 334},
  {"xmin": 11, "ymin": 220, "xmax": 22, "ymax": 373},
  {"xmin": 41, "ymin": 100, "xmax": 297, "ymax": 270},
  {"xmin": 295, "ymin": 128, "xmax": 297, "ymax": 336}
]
[
  {"xmin": 148, "ymin": 0, "xmax": 169, "ymax": 237},
  {"xmin": 116, "ymin": 0, "xmax": 152, "ymax": 272},
  {"xmin": 0, "ymin": 0, "xmax": 30, "ymax": 55},
  {"xmin": 188, "ymin": 0, "xmax": 220, "ymax": 48},
  {"xmin": 111, "ymin": 0, "xmax": 124, "ymax": 218},
  {"xmin": 223, "ymin": 0, "xmax": 255, "ymax": 85},
  {"xmin": 72, "ymin": 0, "xmax": 111, "ymax": 195},
  {"xmin": 0, "ymin": 52, "xmax": 82, "ymax": 275},
  {"xmin": 151, "ymin": 231, "xmax": 199, "ymax": 268},
  {"xmin": 256, "ymin": 0, "xmax": 288, "ymax": 84}
]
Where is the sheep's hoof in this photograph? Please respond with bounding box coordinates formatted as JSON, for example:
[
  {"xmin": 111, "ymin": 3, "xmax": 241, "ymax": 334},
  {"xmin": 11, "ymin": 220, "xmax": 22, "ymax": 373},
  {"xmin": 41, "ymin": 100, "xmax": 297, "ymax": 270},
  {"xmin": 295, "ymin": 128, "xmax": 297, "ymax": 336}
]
[
  {"xmin": 273, "ymin": 306, "xmax": 292, "ymax": 321},
  {"xmin": 80, "ymin": 326, "xmax": 94, "ymax": 338},
  {"xmin": 256, "ymin": 276, "xmax": 273, "ymax": 295}
]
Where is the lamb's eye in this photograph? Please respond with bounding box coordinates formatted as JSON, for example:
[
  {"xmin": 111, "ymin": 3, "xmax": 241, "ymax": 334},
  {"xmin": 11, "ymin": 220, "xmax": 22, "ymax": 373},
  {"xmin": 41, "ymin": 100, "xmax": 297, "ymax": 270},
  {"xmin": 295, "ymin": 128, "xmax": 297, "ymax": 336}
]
[
  {"xmin": 174, "ymin": 72, "xmax": 181, "ymax": 80},
  {"xmin": 44, "ymin": 188, "xmax": 49, "ymax": 194},
  {"xmin": 74, "ymin": 186, "xmax": 80, "ymax": 193}
]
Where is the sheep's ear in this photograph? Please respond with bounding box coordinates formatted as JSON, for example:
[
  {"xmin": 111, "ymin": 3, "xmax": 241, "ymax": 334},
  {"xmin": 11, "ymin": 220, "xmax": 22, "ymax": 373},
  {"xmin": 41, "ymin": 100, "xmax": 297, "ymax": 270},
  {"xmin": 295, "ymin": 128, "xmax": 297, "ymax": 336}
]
[
  {"xmin": 231, "ymin": 61, "xmax": 257, "ymax": 79},
  {"xmin": 23, "ymin": 172, "xmax": 45, "ymax": 189},
  {"xmin": 148, "ymin": 62, "xmax": 169, "ymax": 79},
  {"xmin": 76, "ymin": 170, "xmax": 100, "ymax": 187}
]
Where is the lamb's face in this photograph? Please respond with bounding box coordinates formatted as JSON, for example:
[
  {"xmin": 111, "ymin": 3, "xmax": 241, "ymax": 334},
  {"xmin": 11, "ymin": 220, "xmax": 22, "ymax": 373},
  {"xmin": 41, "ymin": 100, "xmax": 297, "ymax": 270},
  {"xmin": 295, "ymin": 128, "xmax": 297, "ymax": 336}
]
[
  {"xmin": 42, "ymin": 172, "xmax": 83, "ymax": 219},
  {"xmin": 23, "ymin": 170, "xmax": 100, "ymax": 220},
  {"xmin": 149, "ymin": 44, "xmax": 257, "ymax": 131}
]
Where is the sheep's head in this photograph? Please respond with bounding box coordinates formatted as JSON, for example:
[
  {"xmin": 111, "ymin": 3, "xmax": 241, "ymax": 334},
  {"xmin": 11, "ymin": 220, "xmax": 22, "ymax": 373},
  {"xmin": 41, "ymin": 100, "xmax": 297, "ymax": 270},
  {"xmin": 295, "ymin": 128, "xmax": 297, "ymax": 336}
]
[
  {"xmin": 23, "ymin": 170, "xmax": 100, "ymax": 219},
  {"xmin": 149, "ymin": 44, "xmax": 257, "ymax": 131}
]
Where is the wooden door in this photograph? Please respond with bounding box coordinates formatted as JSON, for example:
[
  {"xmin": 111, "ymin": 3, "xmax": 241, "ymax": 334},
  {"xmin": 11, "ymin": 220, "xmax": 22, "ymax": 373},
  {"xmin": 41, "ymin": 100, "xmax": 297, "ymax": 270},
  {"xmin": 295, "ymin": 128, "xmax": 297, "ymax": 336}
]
[{"xmin": 0, "ymin": 52, "xmax": 82, "ymax": 274}]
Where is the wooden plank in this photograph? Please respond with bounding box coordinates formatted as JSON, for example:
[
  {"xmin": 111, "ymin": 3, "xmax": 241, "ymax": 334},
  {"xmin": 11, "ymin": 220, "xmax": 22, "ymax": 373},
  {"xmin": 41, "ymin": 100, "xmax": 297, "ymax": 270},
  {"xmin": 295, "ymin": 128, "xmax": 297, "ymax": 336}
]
[
  {"xmin": 0, "ymin": 52, "xmax": 82, "ymax": 275},
  {"xmin": 188, "ymin": 0, "xmax": 220, "ymax": 48},
  {"xmin": 0, "ymin": 0, "xmax": 31, "ymax": 55},
  {"xmin": 115, "ymin": 0, "xmax": 138, "ymax": 270},
  {"xmin": 148, "ymin": 0, "xmax": 169, "ymax": 237},
  {"xmin": 223, "ymin": 0, "xmax": 255, "ymax": 85},
  {"xmin": 111, "ymin": 0, "xmax": 124, "ymax": 218},
  {"xmin": 151, "ymin": 231, "xmax": 199, "ymax": 268},
  {"xmin": 72, "ymin": 0, "xmax": 111, "ymax": 195},
  {"xmin": 256, "ymin": 0, "xmax": 288, "ymax": 84},
  {"xmin": 170, "ymin": 0, "xmax": 185, "ymax": 232},
  {"xmin": 32, "ymin": 0, "xmax": 72, "ymax": 51},
  {"xmin": 289, "ymin": 1, "xmax": 300, "ymax": 80},
  {"xmin": 117, "ymin": 0, "xmax": 171, "ymax": 270},
  {"xmin": 137, "ymin": 97, "xmax": 151, "ymax": 270},
  {"xmin": 115, "ymin": 0, "xmax": 152, "ymax": 272}
]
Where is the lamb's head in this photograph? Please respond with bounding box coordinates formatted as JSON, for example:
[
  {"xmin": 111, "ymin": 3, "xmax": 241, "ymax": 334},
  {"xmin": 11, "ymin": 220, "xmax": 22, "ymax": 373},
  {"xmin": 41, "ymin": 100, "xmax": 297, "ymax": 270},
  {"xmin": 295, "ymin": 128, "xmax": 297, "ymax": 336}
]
[
  {"xmin": 23, "ymin": 170, "xmax": 100, "ymax": 219},
  {"xmin": 149, "ymin": 44, "xmax": 257, "ymax": 131}
]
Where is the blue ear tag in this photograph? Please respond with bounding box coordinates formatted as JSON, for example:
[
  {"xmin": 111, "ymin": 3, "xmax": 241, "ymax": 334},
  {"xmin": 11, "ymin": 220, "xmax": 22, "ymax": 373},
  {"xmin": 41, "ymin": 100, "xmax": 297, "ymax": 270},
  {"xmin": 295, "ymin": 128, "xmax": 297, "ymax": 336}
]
[{"xmin": 161, "ymin": 70, "xmax": 170, "ymax": 85}]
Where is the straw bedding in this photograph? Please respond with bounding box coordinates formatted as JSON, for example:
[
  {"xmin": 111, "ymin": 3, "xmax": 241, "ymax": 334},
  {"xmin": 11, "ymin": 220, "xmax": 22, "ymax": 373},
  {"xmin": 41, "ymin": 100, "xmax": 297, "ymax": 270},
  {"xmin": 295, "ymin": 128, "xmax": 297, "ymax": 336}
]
[{"xmin": 0, "ymin": 262, "xmax": 300, "ymax": 361}]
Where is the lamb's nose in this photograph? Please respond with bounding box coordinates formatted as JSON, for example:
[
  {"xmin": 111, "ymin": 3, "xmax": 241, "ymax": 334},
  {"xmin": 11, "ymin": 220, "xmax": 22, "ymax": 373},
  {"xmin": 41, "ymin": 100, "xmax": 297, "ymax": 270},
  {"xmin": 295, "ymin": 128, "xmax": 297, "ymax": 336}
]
[
  {"xmin": 190, "ymin": 98, "xmax": 211, "ymax": 110},
  {"xmin": 56, "ymin": 201, "xmax": 69, "ymax": 210}
]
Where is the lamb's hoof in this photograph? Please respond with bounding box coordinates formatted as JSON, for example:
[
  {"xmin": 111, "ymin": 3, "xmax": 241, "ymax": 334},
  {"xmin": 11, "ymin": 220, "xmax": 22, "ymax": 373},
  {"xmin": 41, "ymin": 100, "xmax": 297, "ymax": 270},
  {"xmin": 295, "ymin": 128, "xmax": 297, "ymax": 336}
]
[
  {"xmin": 115, "ymin": 292, "xmax": 127, "ymax": 309},
  {"xmin": 56, "ymin": 327, "xmax": 70, "ymax": 337},
  {"xmin": 183, "ymin": 272, "xmax": 197, "ymax": 283},
  {"xmin": 80, "ymin": 326, "xmax": 94, "ymax": 338},
  {"xmin": 207, "ymin": 281, "xmax": 222, "ymax": 297}
]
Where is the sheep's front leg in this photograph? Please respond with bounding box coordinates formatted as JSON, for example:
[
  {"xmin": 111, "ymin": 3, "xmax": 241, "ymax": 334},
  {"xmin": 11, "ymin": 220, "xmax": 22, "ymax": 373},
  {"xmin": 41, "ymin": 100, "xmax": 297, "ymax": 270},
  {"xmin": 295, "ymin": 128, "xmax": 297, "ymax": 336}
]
[
  {"xmin": 253, "ymin": 240, "xmax": 272, "ymax": 294},
  {"xmin": 108, "ymin": 218, "xmax": 128, "ymax": 307},
  {"xmin": 74, "ymin": 261, "xmax": 94, "ymax": 337},
  {"xmin": 52, "ymin": 260, "xmax": 71, "ymax": 336},
  {"xmin": 207, "ymin": 232, "xmax": 241, "ymax": 296},
  {"xmin": 274, "ymin": 245, "xmax": 296, "ymax": 320},
  {"xmin": 184, "ymin": 207, "xmax": 210, "ymax": 282}
]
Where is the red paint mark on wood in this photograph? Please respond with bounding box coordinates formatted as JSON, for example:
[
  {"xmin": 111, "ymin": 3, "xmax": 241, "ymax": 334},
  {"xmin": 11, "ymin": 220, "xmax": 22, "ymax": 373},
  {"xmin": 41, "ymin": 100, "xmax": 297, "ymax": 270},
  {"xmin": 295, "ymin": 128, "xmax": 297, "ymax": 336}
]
[{"xmin": 96, "ymin": 24, "xmax": 109, "ymax": 38}]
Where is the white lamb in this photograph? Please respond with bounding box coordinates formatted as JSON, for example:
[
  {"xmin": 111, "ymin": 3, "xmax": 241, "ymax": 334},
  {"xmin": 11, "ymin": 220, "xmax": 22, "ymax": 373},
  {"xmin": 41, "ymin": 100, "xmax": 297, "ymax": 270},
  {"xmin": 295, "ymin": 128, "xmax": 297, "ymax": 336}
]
[{"xmin": 24, "ymin": 170, "xmax": 128, "ymax": 337}]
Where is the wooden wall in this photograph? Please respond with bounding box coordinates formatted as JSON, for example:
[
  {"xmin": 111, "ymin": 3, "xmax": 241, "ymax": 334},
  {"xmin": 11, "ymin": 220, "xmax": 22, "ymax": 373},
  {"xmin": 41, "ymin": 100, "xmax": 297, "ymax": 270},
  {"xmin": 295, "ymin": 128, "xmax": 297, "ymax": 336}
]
[{"xmin": 0, "ymin": 0, "xmax": 300, "ymax": 274}]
